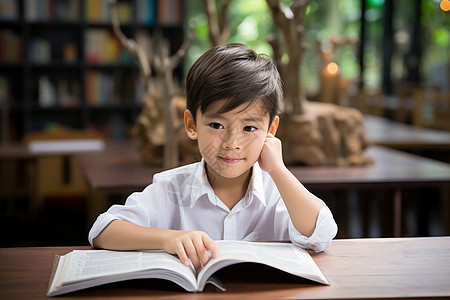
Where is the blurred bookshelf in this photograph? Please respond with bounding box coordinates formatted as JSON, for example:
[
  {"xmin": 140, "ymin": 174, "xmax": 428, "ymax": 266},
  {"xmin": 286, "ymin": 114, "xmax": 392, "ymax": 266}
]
[{"xmin": 0, "ymin": 0, "xmax": 184, "ymax": 142}]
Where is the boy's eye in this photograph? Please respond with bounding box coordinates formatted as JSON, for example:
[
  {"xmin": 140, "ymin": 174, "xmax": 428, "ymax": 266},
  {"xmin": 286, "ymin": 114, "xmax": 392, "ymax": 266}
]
[
  {"xmin": 209, "ymin": 122, "xmax": 224, "ymax": 130},
  {"xmin": 243, "ymin": 126, "xmax": 257, "ymax": 132}
]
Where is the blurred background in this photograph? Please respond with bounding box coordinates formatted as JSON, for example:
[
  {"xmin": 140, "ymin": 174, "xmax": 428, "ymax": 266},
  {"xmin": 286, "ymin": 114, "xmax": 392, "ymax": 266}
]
[{"xmin": 0, "ymin": 0, "xmax": 449, "ymax": 247}]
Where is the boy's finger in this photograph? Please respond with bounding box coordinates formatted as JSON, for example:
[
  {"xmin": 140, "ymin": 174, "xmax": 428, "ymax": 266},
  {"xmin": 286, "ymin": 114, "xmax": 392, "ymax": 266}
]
[
  {"xmin": 203, "ymin": 235, "xmax": 219, "ymax": 259},
  {"xmin": 184, "ymin": 240, "xmax": 201, "ymax": 270},
  {"xmin": 174, "ymin": 243, "xmax": 190, "ymax": 267},
  {"xmin": 193, "ymin": 237, "xmax": 210, "ymax": 267}
]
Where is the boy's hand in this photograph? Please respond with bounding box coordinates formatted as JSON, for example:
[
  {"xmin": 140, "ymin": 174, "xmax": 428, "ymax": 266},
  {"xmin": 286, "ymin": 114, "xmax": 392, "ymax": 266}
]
[
  {"xmin": 258, "ymin": 133, "xmax": 284, "ymax": 174},
  {"xmin": 163, "ymin": 230, "xmax": 218, "ymax": 270}
]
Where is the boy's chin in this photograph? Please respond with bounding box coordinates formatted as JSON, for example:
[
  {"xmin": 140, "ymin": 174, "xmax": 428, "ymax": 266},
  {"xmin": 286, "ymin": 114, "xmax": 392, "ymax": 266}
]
[{"xmin": 207, "ymin": 162, "xmax": 255, "ymax": 180}]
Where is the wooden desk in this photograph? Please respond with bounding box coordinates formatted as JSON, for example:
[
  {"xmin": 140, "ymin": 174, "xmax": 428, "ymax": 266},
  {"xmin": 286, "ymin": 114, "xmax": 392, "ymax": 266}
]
[
  {"xmin": 1, "ymin": 237, "xmax": 449, "ymax": 299},
  {"xmin": 364, "ymin": 115, "xmax": 450, "ymax": 151},
  {"xmin": 77, "ymin": 140, "xmax": 161, "ymax": 193},
  {"xmin": 78, "ymin": 141, "xmax": 450, "ymax": 192},
  {"xmin": 289, "ymin": 145, "xmax": 450, "ymax": 189},
  {"xmin": 78, "ymin": 142, "xmax": 450, "ymax": 237}
]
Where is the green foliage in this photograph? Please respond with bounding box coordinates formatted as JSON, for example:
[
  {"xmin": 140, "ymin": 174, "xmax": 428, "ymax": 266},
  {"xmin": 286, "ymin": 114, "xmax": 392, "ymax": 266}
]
[
  {"xmin": 421, "ymin": 0, "xmax": 450, "ymax": 77},
  {"xmin": 184, "ymin": 0, "xmax": 272, "ymax": 71},
  {"xmin": 228, "ymin": 0, "xmax": 273, "ymax": 55},
  {"xmin": 184, "ymin": 0, "xmax": 448, "ymax": 93}
]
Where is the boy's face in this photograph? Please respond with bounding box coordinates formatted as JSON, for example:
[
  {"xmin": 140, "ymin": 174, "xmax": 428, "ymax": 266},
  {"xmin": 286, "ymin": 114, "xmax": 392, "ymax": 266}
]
[{"xmin": 185, "ymin": 99, "xmax": 278, "ymax": 181}]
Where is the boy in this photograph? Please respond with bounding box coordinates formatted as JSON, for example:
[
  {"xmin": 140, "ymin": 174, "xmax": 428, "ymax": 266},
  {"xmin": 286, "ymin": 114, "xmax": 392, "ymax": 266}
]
[{"xmin": 89, "ymin": 44, "xmax": 337, "ymax": 270}]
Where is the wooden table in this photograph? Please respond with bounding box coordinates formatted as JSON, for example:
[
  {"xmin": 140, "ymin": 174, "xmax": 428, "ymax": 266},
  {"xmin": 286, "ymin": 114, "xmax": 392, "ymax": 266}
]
[
  {"xmin": 1, "ymin": 237, "xmax": 449, "ymax": 299},
  {"xmin": 77, "ymin": 141, "xmax": 450, "ymax": 236},
  {"xmin": 77, "ymin": 140, "xmax": 161, "ymax": 193},
  {"xmin": 291, "ymin": 145, "xmax": 450, "ymax": 189},
  {"xmin": 364, "ymin": 115, "xmax": 450, "ymax": 151},
  {"xmin": 78, "ymin": 141, "xmax": 450, "ymax": 192}
]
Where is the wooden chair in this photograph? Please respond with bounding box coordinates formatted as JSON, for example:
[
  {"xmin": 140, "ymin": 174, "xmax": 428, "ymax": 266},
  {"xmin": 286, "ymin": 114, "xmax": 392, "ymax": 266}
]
[
  {"xmin": 350, "ymin": 89, "xmax": 385, "ymax": 117},
  {"xmin": 412, "ymin": 87, "xmax": 449, "ymax": 131},
  {"xmin": 21, "ymin": 128, "xmax": 106, "ymax": 218},
  {"xmin": 394, "ymin": 82, "xmax": 414, "ymax": 123},
  {"xmin": 434, "ymin": 91, "xmax": 450, "ymax": 131}
]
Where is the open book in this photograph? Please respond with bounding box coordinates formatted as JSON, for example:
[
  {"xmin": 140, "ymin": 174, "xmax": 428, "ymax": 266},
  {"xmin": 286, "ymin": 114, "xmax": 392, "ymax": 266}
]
[{"xmin": 47, "ymin": 241, "xmax": 329, "ymax": 296}]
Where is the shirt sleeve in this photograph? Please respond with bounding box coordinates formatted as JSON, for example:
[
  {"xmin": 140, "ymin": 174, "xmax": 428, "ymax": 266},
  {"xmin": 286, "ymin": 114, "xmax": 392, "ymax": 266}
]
[
  {"xmin": 88, "ymin": 212, "xmax": 120, "ymax": 246},
  {"xmin": 88, "ymin": 184, "xmax": 157, "ymax": 246},
  {"xmin": 288, "ymin": 205, "xmax": 338, "ymax": 252}
]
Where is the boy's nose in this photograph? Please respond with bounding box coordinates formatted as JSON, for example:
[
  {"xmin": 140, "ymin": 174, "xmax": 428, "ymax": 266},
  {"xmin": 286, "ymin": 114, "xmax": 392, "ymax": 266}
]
[{"xmin": 222, "ymin": 129, "xmax": 241, "ymax": 151}]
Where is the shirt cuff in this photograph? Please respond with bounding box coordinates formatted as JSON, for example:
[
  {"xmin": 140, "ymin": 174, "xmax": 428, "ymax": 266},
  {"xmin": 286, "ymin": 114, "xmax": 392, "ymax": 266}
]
[{"xmin": 289, "ymin": 206, "xmax": 338, "ymax": 252}]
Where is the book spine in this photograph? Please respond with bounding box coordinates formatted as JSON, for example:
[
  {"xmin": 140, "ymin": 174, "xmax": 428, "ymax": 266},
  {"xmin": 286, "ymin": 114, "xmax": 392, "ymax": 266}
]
[
  {"xmin": 157, "ymin": 0, "xmax": 182, "ymax": 26},
  {"xmin": 0, "ymin": 75, "xmax": 10, "ymax": 102},
  {"xmin": 84, "ymin": 0, "xmax": 115, "ymax": 24},
  {"xmin": 0, "ymin": 0, "xmax": 19, "ymax": 21},
  {"xmin": 0, "ymin": 30, "xmax": 23, "ymax": 63},
  {"xmin": 117, "ymin": 1, "xmax": 133, "ymax": 24},
  {"xmin": 85, "ymin": 71, "xmax": 93, "ymax": 106},
  {"xmin": 137, "ymin": 0, "xmax": 156, "ymax": 25}
]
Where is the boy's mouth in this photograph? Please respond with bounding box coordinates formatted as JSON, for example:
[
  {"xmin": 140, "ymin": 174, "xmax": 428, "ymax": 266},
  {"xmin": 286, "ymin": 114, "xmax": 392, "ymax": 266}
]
[{"xmin": 219, "ymin": 156, "xmax": 242, "ymax": 164}]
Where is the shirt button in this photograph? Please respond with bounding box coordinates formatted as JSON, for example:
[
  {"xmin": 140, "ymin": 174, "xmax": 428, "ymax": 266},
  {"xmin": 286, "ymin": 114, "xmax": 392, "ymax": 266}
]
[{"xmin": 227, "ymin": 214, "xmax": 233, "ymax": 219}]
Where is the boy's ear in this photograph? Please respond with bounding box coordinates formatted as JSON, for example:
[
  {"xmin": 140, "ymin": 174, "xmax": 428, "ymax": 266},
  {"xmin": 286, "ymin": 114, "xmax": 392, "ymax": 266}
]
[
  {"xmin": 184, "ymin": 110, "xmax": 198, "ymax": 140},
  {"xmin": 268, "ymin": 116, "xmax": 279, "ymax": 135}
]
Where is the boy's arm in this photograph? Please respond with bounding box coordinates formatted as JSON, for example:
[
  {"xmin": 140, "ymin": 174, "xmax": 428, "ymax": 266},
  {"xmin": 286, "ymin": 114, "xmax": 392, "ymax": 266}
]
[
  {"xmin": 93, "ymin": 219, "xmax": 218, "ymax": 270},
  {"xmin": 258, "ymin": 133, "xmax": 323, "ymax": 237}
]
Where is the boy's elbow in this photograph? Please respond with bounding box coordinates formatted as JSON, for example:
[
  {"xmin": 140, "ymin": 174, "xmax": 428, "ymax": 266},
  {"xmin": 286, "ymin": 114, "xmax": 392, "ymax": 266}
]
[
  {"xmin": 309, "ymin": 240, "xmax": 333, "ymax": 253},
  {"xmin": 91, "ymin": 236, "xmax": 103, "ymax": 249},
  {"xmin": 89, "ymin": 221, "xmax": 117, "ymax": 249},
  {"xmin": 289, "ymin": 218, "xmax": 338, "ymax": 252},
  {"xmin": 313, "ymin": 221, "xmax": 338, "ymax": 252},
  {"xmin": 91, "ymin": 232, "xmax": 108, "ymax": 249}
]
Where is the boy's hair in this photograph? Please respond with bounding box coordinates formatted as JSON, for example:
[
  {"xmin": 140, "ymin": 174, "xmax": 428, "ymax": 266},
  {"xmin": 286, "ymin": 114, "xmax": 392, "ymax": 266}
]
[{"xmin": 186, "ymin": 43, "xmax": 283, "ymax": 125}]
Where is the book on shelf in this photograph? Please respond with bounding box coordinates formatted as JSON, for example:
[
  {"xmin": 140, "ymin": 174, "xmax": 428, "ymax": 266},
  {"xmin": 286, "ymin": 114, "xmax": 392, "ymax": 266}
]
[
  {"xmin": 38, "ymin": 76, "xmax": 80, "ymax": 108},
  {"xmin": 85, "ymin": 71, "xmax": 111, "ymax": 106},
  {"xmin": 84, "ymin": 0, "xmax": 108, "ymax": 24},
  {"xmin": 0, "ymin": 76, "xmax": 10, "ymax": 103},
  {"xmin": 47, "ymin": 240, "xmax": 329, "ymax": 296},
  {"xmin": 116, "ymin": 1, "xmax": 133, "ymax": 24},
  {"xmin": 84, "ymin": 0, "xmax": 133, "ymax": 24},
  {"xmin": 25, "ymin": 0, "xmax": 79, "ymax": 22},
  {"xmin": 0, "ymin": 30, "xmax": 22, "ymax": 63},
  {"xmin": 0, "ymin": 0, "xmax": 18, "ymax": 21},
  {"xmin": 28, "ymin": 38, "xmax": 51, "ymax": 64},
  {"xmin": 136, "ymin": 0, "xmax": 156, "ymax": 25},
  {"xmin": 38, "ymin": 76, "xmax": 57, "ymax": 107},
  {"xmin": 85, "ymin": 29, "xmax": 129, "ymax": 65},
  {"xmin": 85, "ymin": 71, "xmax": 135, "ymax": 106},
  {"xmin": 157, "ymin": 0, "xmax": 183, "ymax": 26}
]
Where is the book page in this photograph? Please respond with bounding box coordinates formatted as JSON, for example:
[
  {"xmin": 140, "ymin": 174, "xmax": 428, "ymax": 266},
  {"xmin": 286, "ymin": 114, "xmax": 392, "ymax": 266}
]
[
  {"xmin": 197, "ymin": 241, "xmax": 328, "ymax": 290},
  {"xmin": 56, "ymin": 250, "xmax": 197, "ymax": 291}
]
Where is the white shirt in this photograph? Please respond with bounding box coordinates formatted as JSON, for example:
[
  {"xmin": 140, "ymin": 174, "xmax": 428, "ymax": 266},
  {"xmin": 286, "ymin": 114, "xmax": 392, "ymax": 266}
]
[{"xmin": 88, "ymin": 160, "xmax": 338, "ymax": 252}]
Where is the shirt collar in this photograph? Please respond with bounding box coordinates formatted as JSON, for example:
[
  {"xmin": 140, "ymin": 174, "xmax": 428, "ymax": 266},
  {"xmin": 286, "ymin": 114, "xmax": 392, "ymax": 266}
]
[
  {"xmin": 189, "ymin": 159, "xmax": 216, "ymax": 207},
  {"xmin": 244, "ymin": 162, "xmax": 267, "ymax": 208},
  {"xmin": 190, "ymin": 159, "xmax": 267, "ymax": 208}
]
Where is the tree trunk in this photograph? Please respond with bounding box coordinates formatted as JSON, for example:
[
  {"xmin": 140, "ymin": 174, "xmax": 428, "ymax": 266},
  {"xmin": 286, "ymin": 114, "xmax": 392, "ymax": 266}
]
[{"xmin": 266, "ymin": 0, "xmax": 310, "ymax": 115}]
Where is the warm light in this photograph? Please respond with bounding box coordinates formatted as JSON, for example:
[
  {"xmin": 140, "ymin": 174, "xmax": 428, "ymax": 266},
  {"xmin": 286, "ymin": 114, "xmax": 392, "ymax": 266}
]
[
  {"xmin": 441, "ymin": 0, "xmax": 450, "ymax": 12},
  {"xmin": 326, "ymin": 62, "xmax": 339, "ymax": 75}
]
